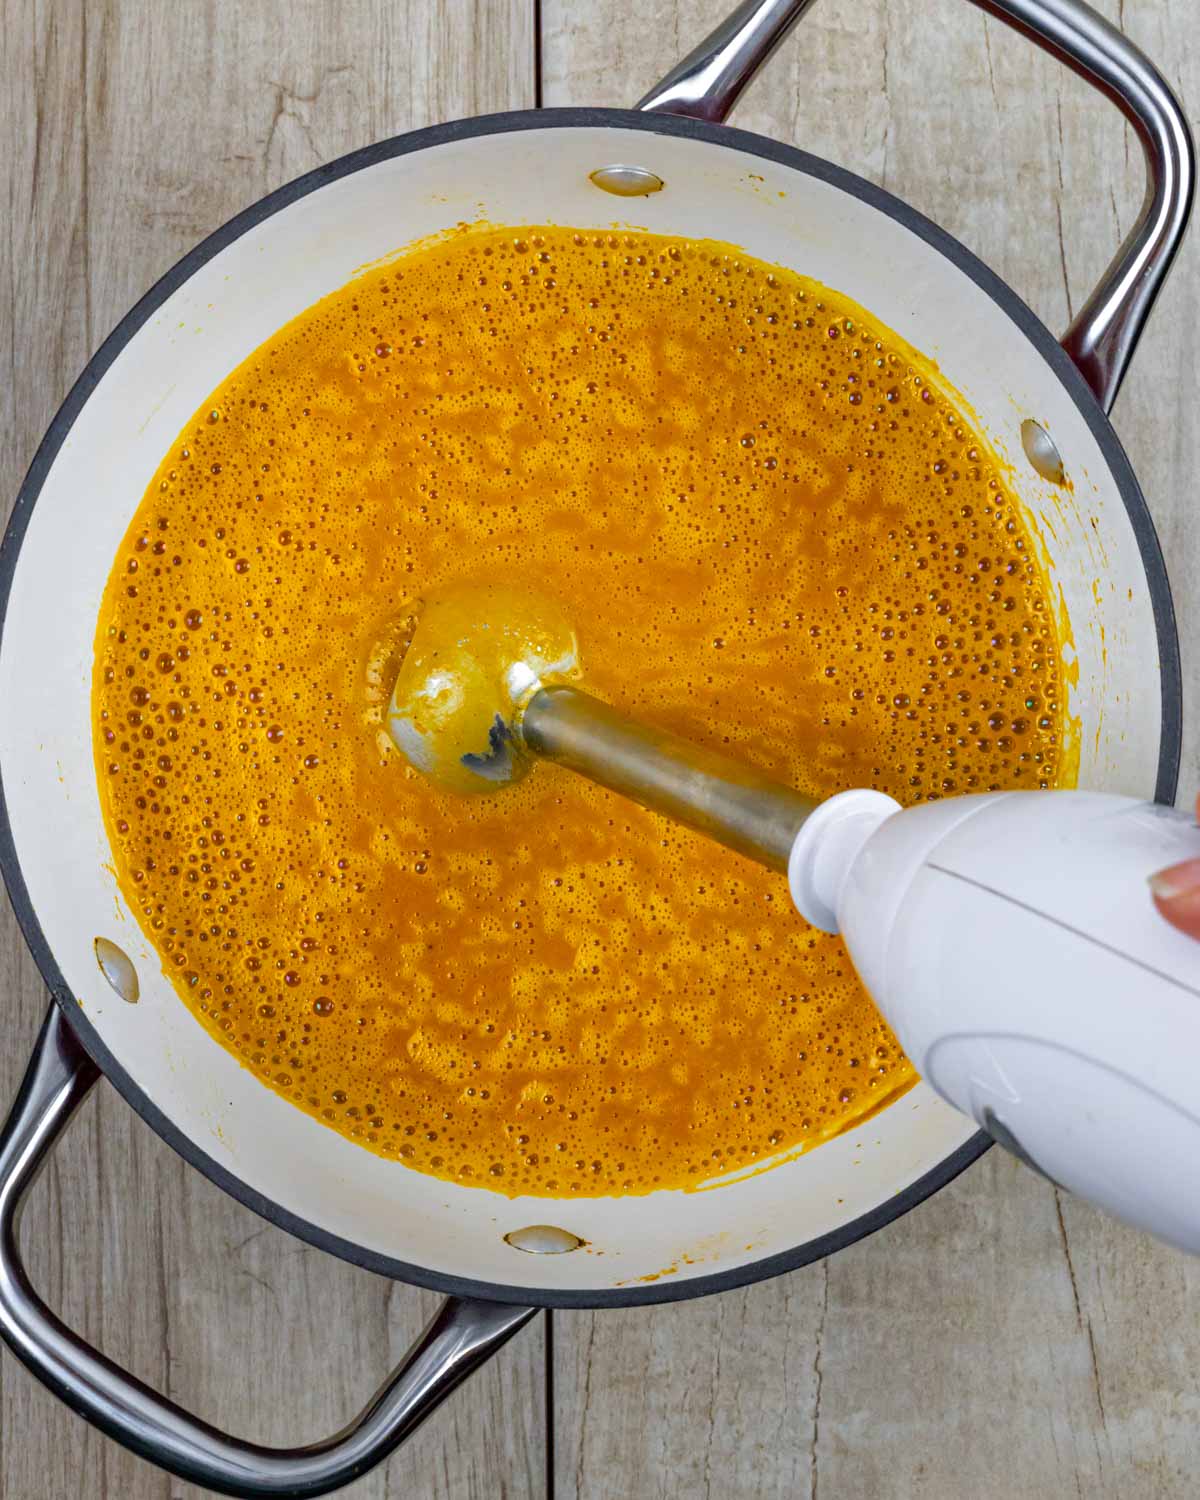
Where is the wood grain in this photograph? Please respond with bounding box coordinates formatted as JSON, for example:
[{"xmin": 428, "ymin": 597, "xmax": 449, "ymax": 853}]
[
  {"xmin": 0, "ymin": 3, "xmax": 540, "ymax": 1498},
  {"xmin": 543, "ymin": 0, "xmax": 1200, "ymax": 1496}
]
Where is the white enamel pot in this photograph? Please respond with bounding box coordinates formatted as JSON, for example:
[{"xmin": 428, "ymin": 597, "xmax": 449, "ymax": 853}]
[{"xmin": 0, "ymin": 0, "xmax": 1192, "ymax": 1494}]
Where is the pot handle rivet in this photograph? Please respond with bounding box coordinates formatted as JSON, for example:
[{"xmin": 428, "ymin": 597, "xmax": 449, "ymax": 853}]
[
  {"xmin": 1021, "ymin": 420, "xmax": 1067, "ymax": 487},
  {"xmin": 93, "ymin": 937, "xmax": 139, "ymax": 1004},
  {"xmin": 589, "ymin": 165, "xmax": 665, "ymax": 197},
  {"xmin": 505, "ymin": 1224, "xmax": 586, "ymax": 1253}
]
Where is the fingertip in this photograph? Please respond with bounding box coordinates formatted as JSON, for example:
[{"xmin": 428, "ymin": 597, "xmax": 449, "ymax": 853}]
[{"xmin": 1150, "ymin": 857, "xmax": 1200, "ymax": 940}]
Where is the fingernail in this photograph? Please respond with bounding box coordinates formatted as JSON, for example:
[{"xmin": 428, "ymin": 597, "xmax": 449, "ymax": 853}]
[{"xmin": 1148, "ymin": 858, "xmax": 1200, "ymax": 901}]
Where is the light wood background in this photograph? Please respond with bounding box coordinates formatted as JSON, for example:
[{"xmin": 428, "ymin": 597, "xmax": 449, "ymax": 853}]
[{"xmin": 1, "ymin": 1, "xmax": 1197, "ymax": 1495}]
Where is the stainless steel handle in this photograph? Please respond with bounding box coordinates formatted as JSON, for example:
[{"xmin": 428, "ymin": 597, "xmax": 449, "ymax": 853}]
[
  {"xmin": 636, "ymin": 0, "xmax": 821, "ymax": 123},
  {"xmin": 639, "ymin": 0, "xmax": 1195, "ymax": 412},
  {"xmin": 0, "ymin": 1003, "xmax": 536, "ymax": 1499}
]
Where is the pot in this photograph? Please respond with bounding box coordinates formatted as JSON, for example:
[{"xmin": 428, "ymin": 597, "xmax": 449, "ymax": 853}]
[{"xmin": 0, "ymin": 0, "xmax": 1192, "ymax": 1494}]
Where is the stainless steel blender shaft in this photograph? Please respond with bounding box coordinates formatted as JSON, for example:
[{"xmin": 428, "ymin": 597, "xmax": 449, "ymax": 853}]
[{"xmin": 522, "ymin": 686, "xmax": 815, "ymax": 873}]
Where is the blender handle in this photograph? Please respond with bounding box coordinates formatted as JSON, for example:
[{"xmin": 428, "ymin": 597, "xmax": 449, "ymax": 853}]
[
  {"xmin": 638, "ymin": 0, "xmax": 1195, "ymax": 413},
  {"xmin": 0, "ymin": 1003, "xmax": 536, "ymax": 1499}
]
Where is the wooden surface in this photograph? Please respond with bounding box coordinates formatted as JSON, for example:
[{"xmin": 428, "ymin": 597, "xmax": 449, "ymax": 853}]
[{"xmin": 1, "ymin": 1, "xmax": 1197, "ymax": 1496}]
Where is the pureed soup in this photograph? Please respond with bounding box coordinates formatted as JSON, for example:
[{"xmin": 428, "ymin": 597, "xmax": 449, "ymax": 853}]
[{"xmin": 93, "ymin": 226, "xmax": 1071, "ymax": 1197}]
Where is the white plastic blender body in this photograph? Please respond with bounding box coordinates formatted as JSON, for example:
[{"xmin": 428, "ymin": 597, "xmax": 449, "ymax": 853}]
[{"xmin": 789, "ymin": 790, "xmax": 1200, "ymax": 1253}]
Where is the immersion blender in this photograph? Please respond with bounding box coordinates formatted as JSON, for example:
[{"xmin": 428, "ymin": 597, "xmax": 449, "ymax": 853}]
[{"xmin": 388, "ymin": 590, "xmax": 1200, "ymax": 1253}]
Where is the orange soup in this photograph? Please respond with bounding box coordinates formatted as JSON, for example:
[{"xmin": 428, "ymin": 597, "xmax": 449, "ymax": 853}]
[{"xmin": 93, "ymin": 226, "xmax": 1070, "ymax": 1196}]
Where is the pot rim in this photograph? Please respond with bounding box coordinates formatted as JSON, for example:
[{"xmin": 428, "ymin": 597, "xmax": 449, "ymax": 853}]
[{"xmin": 0, "ymin": 105, "xmax": 1181, "ymax": 1309}]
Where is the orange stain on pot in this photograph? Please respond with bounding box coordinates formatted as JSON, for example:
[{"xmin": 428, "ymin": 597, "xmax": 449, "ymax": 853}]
[{"xmin": 92, "ymin": 226, "xmax": 1072, "ymax": 1197}]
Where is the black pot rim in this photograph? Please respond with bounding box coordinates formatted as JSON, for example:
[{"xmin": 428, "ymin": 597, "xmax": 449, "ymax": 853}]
[{"xmin": 0, "ymin": 106, "xmax": 1180, "ymax": 1310}]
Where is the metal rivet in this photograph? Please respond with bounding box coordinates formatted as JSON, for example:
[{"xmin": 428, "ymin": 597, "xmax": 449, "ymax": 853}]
[
  {"xmin": 588, "ymin": 165, "xmax": 665, "ymax": 198},
  {"xmin": 503, "ymin": 1224, "xmax": 586, "ymax": 1254},
  {"xmin": 1021, "ymin": 419, "xmax": 1067, "ymax": 486},
  {"xmin": 94, "ymin": 937, "xmax": 139, "ymax": 1003}
]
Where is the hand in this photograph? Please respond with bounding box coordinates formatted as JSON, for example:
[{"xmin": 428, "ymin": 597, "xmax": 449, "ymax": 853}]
[{"xmin": 1149, "ymin": 794, "xmax": 1200, "ymax": 939}]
